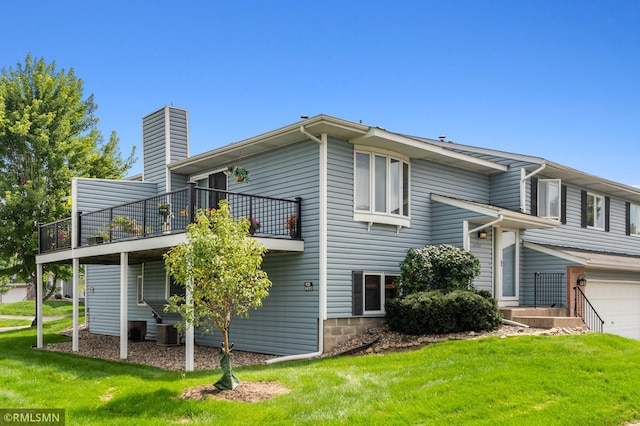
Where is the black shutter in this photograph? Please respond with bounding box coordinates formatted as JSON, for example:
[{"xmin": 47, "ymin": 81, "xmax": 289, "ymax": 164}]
[
  {"xmin": 580, "ymin": 190, "xmax": 587, "ymax": 228},
  {"xmin": 626, "ymin": 202, "xmax": 631, "ymax": 236},
  {"xmin": 352, "ymin": 271, "xmax": 363, "ymax": 316},
  {"xmin": 605, "ymin": 196, "xmax": 611, "ymax": 232},
  {"xmin": 561, "ymin": 185, "xmax": 567, "ymax": 224},
  {"xmin": 530, "ymin": 177, "xmax": 538, "ymax": 215}
]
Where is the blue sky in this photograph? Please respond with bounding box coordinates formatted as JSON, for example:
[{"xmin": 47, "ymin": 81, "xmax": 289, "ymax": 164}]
[{"xmin": 3, "ymin": 1, "xmax": 640, "ymax": 185}]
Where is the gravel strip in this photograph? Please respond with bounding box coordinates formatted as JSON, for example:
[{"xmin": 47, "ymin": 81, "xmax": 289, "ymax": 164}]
[{"xmin": 40, "ymin": 323, "xmax": 590, "ymax": 370}]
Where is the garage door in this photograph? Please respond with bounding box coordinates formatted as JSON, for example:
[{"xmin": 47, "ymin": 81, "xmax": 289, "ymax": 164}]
[{"xmin": 585, "ymin": 280, "xmax": 640, "ymax": 340}]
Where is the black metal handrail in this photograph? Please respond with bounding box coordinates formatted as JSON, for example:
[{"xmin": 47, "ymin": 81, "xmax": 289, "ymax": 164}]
[
  {"xmin": 38, "ymin": 183, "xmax": 302, "ymax": 253},
  {"xmin": 574, "ymin": 286, "xmax": 604, "ymax": 333},
  {"xmin": 534, "ymin": 272, "xmax": 565, "ymax": 308}
]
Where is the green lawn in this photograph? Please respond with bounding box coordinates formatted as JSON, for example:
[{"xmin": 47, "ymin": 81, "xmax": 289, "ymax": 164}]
[
  {"xmin": 2, "ymin": 317, "xmax": 640, "ymax": 425},
  {"xmin": 0, "ymin": 318, "xmax": 32, "ymax": 327},
  {"xmin": 0, "ymin": 300, "xmax": 82, "ymax": 316}
]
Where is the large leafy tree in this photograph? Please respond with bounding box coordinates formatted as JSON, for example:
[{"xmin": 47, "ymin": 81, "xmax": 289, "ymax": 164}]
[
  {"xmin": 164, "ymin": 201, "xmax": 272, "ymax": 390},
  {"xmin": 0, "ymin": 54, "xmax": 135, "ymax": 287}
]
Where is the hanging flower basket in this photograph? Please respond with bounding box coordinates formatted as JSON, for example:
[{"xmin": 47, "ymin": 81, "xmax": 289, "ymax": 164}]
[{"xmin": 230, "ymin": 166, "xmax": 250, "ymax": 183}]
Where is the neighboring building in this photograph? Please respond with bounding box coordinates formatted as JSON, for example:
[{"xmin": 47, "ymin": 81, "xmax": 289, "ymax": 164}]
[{"xmin": 35, "ymin": 106, "xmax": 640, "ymax": 369}]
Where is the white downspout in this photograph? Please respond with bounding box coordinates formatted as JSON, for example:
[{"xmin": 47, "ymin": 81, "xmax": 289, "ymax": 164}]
[
  {"xmin": 520, "ymin": 164, "xmax": 546, "ymax": 212},
  {"xmin": 267, "ymin": 126, "xmax": 327, "ymax": 364},
  {"xmin": 465, "ymin": 215, "xmax": 504, "ymax": 251}
]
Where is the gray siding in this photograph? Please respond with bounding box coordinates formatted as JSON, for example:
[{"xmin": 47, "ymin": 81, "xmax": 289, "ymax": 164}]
[
  {"xmin": 142, "ymin": 106, "xmax": 188, "ymax": 193},
  {"xmin": 524, "ymin": 182, "xmax": 640, "ymax": 255},
  {"xmin": 170, "ymin": 173, "xmax": 189, "ymax": 192},
  {"xmin": 469, "ymin": 225, "xmax": 493, "ymax": 293},
  {"xmin": 325, "ymin": 138, "xmax": 491, "ymax": 318},
  {"xmin": 191, "ymin": 139, "xmax": 321, "ymax": 355},
  {"xmin": 431, "ymin": 204, "xmax": 494, "ymax": 293},
  {"xmin": 75, "ymin": 178, "xmax": 157, "ymax": 213},
  {"xmin": 143, "ymin": 108, "xmax": 167, "ymax": 191},
  {"xmin": 86, "ymin": 264, "xmax": 123, "ymax": 336},
  {"xmin": 490, "ymin": 160, "xmax": 538, "ymax": 211},
  {"xmin": 196, "ymin": 252, "xmax": 319, "ymax": 355},
  {"xmin": 168, "ymin": 108, "xmax": 189, "ymax": 163},
  {"xmin": 521, "ymin": 248, "xmax": 575, "ymax": 306}
]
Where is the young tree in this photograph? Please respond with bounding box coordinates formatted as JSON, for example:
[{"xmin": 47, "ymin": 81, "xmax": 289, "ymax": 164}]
[
  {"xmin": 0, "ymin": 54, "xmax": 135, "ymax": 287},
  {"xmin": 164, "ymin": 200, "xmax": 272, "ymax": 390}
]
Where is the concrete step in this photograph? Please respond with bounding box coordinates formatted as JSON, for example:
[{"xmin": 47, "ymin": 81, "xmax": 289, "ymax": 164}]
[
  {"xmin": 500, "ymin": 307, "xmax": 569, "ymax": 320},
  {"xmin": 511, "ymin": 315, "xmax": 585, "ymax": 329}
]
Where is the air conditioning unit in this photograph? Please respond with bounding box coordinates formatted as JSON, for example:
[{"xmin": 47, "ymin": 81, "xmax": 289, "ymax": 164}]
[{"xmin": 156, "ymin": 323, "xmax": 179, "ymax": 346}]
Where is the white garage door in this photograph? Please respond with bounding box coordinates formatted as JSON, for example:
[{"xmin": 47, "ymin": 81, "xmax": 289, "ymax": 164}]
[{"xmin": 586, "ymin": 280, "xmax": 640, "ymax": 340}]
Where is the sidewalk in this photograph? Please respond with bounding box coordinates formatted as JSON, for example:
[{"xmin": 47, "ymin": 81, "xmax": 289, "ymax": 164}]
[{"xmin": 0, "ymin": 314, "xmax": 68, "ymax": 332}]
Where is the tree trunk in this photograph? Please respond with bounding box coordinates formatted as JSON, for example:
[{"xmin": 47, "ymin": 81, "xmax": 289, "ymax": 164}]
[{"xmin": 214, "ymin": 327, "xmax": 239, "ymax": 390}]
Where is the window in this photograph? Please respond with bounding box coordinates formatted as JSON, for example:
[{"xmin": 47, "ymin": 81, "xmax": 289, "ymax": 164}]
[
  {"xmin": 166, "ymin": 275, "xmax": 185, "ymax": 301},
  {"xmin": 586, "ymin": 193, "xmax": 605, "ymax": 230},
  {"xmin": 192, "ymin": 170, "xmax": 227, "ymax": 210},
  {"xmin": 581, "ymin": 191, "xmax": 609, "ymax": 231},
  {"xmin": 629, "ymin": 204, "xmax": 640, "ymax": 236},
  {"xmin": 538, "ymin": 179, "xmax": 561, "ymax": 220},
  {"xmin": 352, "ymin": 271, "xmax": 399, "ymax": 315},
  {"xmin": 355, "ymin": 149, "xmax": 410, "ymax": 226},
  {"xmin": 136, "ymin": 275, "xmax": 144, "ymax": 305}
]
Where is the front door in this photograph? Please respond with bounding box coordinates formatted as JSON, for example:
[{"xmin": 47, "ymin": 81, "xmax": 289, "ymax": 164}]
[{"xmin": 496, "ymin": 229, "xmax": 519, "ymax": 306}]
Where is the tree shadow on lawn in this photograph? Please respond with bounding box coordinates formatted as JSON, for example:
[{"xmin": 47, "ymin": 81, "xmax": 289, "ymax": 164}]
[{"xmin": 1, "ymin": 319, "xmax": 302, "ymax": 386}]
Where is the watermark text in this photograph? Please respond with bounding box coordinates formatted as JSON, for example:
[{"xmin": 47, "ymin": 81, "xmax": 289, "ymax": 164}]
[{"xmin": 0, "ymin": 409, "xmax": 64, "ymax": 425}]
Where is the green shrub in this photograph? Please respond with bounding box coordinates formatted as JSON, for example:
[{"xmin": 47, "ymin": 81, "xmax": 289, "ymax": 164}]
[
  {"xmin": 398, "ymin": 245, "xmax": 481, "ymax": 295},
  {"xmin": 386, "ymin": 289, "xmax": 503, "ymax": 335}
]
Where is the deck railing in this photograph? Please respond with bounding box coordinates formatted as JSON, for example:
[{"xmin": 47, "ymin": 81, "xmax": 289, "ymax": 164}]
[
  {"xmin": 533, "ymin": 272, "xmax": 566, "ymax": 308},
  {"xmin": 39, "ymin": 183, "xmax": 302, "ymax": 253}
]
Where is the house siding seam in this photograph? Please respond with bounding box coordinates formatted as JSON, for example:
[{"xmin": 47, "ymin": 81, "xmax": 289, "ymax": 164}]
[
  {"xmin": 142, "ymin": 109, "xmax": 167, "ymax": 191},
  {"xmin": 193, "ymin": 139, "xmax": 321, "ymax": 356},
  {"xmin": 75, "ymin": 179, "xmax": 158, "ymax": 213},
  {"xmin": 325, "ymin": 138, "xmax": 491, "ymax": 319},
  {"xmin": 523, "ymin": 181, "xmax": 640, "ymax": 256}
]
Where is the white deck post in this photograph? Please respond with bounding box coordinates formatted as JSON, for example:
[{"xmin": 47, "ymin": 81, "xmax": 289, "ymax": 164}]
[
  {"xmin": 120, "ymin": 252, "xmax": 129, "ymax": 360},
  {"xmin": 36, "ymin": 263, "xmax": 43, "ymax": 348},
  {"xmin": 72, "ymin": 257, "xmax": 80, "ymax": 352}
]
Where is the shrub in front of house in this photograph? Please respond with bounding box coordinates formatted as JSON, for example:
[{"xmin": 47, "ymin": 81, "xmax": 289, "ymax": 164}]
[
  {"xmin": 398, "ymin": 244, "xmax": 481, "ymax": 295},
  {"xmin": 387, "ymin": 244, "xmax": 502, "ymax": 334},
  {"xmin": 386, "ymin": 289, "xmax": 502, "ymax": 334}
]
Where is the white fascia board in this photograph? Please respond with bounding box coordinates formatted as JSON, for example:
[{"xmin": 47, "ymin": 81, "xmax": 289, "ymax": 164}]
[
  {"xmin": 522, "ymin": 242, "xmax": 587, "ymax": 265},
  {"xmin": 432, "ymin": 194, "xmax": 557, "ymax": 229},
  {"xmin": 353, "ymin": 128, "xmax": 508, "ymax": 173},
  {"xmin": 431, "ymin": 194, "xmax": 500, "ymax": 217},
  {"xmin": 168, "ymin": 115, "xmax": 368, "ymax": 173}
]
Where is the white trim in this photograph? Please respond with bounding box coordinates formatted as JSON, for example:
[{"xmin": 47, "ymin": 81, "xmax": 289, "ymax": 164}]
[
  {"xmin": 523, "ymin": 242, "xmax": 587, "ymax": 264},
  {"xmin": 189, "ymin": 167, "xmax": 230, "ymax": 184},
  {"xmin": 354, "ymin": 212, "xmax": 411, "ymax": 228},
  {"xmin": 520, "ymin": 164, "xmax": 546, "ymax": 213},
  {"xmin": 71, "ymin": 179, "xmax": 78, "ymax": 248},
  {"xmin": 586, "ymin": 192, "xmax": 605, "ymax": 231},
  {"xmin": 352, "ymin": 128, "xmax": 508, "ymax": 173},
  {"xmin": 72, "ymin": 258, "xmax": 80, "ymax": 352},
  {"xmin": 120, "ymin": 251, "xmax": 129, "ymax": 360},
  {"xmin": 361, "ymin": 272, "xmax": 400, "ymax": 315},
  {"xmin": 495, "ymin": 228, "xmax": 520, "ymax": 306},
  {"xmin": 537, "ymin": 178, "xmax": 562, "ymax": 221},
  {"xmin": 136, "ymin": 271, "xmax": 145, "ymax": 306},
  {"xmin": 353, "ymin": 144, "xmax": 410, "ymax": 162},
  {"xmin": 353, "ymin": 148, "xmax": 411, "ymax": 223},
  {"xmin": 268, "ymin": 127, "xmax": 327, "ymax": 364},
  {"xmin": 36, "ymin": 263, "xmax": 43, "ymax": 348},
  {"xmin": 165, "ymin": 106, "xmax": 171, "ymax": 192}
]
